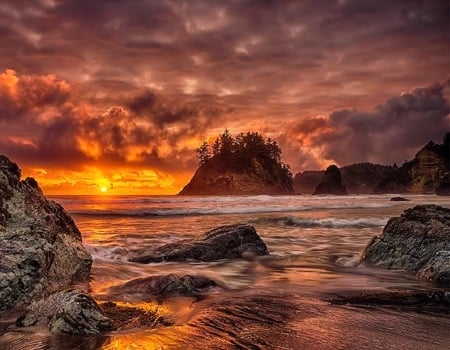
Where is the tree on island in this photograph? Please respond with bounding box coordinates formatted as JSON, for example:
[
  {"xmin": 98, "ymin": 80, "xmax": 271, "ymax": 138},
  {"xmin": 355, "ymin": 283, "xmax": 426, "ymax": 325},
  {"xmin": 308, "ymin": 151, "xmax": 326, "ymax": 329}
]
[{"xmin": 194, "ymin": 130, "xmax": 293, "ymax": 189}]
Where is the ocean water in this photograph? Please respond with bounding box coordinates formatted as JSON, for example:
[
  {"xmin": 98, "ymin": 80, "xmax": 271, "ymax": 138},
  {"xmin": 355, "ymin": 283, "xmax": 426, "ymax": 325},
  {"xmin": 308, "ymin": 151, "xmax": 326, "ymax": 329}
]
[{"xmin": 1, "ymin": 194, "xmax": 450, "ymax": 349}]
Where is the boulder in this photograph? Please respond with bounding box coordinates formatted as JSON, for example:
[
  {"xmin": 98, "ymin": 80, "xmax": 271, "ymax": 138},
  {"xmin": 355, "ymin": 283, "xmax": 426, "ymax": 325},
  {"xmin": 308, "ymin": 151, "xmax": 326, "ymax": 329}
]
[
  {"xmin": 129, "ymin": 224, "xmax": 269, "ymax": 263},
  {"xmin": 361, "ymin": 205, "xmax": 450, "ymax": 285},
  {"xmin": 313, "ymin": 165, "xmax": 347, "ymax": 195},
  {"xmin": 108, "ymin": 274, "xmax": 217, "ymax": 300},
  {"xmin": 17, "ymin": 290, "xmax": 112, "ymax": 335},
  {"xmin": 0, "ymin": 155, "xmax": 92, "ymax": 310}
]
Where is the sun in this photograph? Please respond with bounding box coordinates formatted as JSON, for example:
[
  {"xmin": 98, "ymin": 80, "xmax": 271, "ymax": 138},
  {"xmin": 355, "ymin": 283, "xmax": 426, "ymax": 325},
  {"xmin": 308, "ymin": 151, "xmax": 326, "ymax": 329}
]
[{"xmin": 100, "ymin": 186, "xmax": 108, "ymax": 193}]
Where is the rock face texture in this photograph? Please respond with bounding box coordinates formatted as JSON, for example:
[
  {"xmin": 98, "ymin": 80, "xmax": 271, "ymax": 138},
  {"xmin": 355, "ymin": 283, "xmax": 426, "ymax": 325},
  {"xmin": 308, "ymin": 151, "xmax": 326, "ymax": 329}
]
[
  {"xmin": 179, "ymin": 156, "xmax": 293, "ymax": 195},
  {"xmin": 109, "ymin": 274, "xmax": 217, "ymax": 299},
  {"xmin": 313, "ymin": 165, "xmax": 347, "ymax": 195},
  {"xmin": 0, "ymin": 155, "xmax": 92, "ymax": 311},
  {"xmin": 374, "ymin": 140, "xmax": 449, "ymax": 194},
  {"xmin": 129, "ymin": 224, "xmax": 269, "ymax": 263},
  {"xmin": 17, "ymin": 290, "xmax": 112, "ymax": 335},
  {"xmin": 361, "ymin": 205, "xmax": 450, "ymax": 285}
]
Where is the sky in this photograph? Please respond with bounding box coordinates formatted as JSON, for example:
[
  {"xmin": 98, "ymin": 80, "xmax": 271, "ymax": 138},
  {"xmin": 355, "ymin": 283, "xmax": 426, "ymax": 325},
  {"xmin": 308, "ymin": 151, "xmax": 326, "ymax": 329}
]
[{"xmin": 0, "ymin": 0, "xmax": 448, "ymax": 195}]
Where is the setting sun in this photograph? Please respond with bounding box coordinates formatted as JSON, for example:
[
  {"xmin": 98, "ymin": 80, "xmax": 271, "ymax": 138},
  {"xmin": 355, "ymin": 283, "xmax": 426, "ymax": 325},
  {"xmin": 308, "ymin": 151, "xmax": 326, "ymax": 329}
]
[{"xmin": 100, "ymin": 186, "xmax": 108, "ymax": 193}]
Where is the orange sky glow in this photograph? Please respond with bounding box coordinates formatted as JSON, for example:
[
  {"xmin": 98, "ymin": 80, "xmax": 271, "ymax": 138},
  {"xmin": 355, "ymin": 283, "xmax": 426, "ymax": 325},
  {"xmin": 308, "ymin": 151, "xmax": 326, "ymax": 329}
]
[{"xmin": 0, "ymin": 1, "xmax": 448, "ymax": 195}]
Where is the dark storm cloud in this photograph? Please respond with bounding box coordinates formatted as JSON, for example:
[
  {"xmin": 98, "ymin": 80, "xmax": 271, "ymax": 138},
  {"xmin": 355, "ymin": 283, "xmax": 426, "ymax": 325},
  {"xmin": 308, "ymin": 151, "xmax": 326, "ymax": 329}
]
[
  {"xmin": 0, "ymin": 0, "xmax": 448, "ymax": 177},
  {"xmin": 309, "ymin": 82, "xmax": 450, "ymax": 165}
]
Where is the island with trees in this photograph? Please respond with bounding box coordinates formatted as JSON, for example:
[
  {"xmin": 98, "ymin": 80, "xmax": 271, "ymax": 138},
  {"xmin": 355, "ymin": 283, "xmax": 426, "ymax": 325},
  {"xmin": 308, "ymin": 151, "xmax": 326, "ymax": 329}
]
[{"xmin": 179, "ymin": 130, "xmax": 293, "ymax": 195}]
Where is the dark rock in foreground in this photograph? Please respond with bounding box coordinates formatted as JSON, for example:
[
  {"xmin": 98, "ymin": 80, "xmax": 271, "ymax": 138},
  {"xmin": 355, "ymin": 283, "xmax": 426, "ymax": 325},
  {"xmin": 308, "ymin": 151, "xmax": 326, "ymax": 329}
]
[
  {"xmin": 17, "ymin": 290, "xmax": 112, "ymax": 335},
  {"xmin": 129, "ymin": 224, "xmax": 269, "ymax": 263},
  {"xmin": 361, "ymin": 205, "xmax": 450, "ymax": 285},
  {"xmin": 108, "ymin": 274, "xmax": 218, "ymax": 300},
  {"xmin": 313, "ymin": 165, "xmax": 347, "ymax": 195},
  {"xmin": 390, "ymin": 196, "xmax": 410, "ymax": 201},
  {"xmin": 0, "ymin": 155, "xmax": 92, "ymax": 311}
]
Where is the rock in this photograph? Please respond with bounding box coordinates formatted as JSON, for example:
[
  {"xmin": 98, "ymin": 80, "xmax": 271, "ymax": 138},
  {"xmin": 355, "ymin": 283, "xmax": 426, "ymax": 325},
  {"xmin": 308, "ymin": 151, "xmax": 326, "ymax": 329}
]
[
  {"xmin": 129, "ymin": 224, "xmax": 269, "ymax": 263},
  {"xmin": 313, "ymin": 165, "xmax": 347, "ymax": 195},
  {"xmin": 108, "ymin": 274, "xmax": 218, "ymax": 300},
  {"xmin": 435, "ymin": 175, "xmax": 450, "ymax": 196},
  {"xmin": 17, "ymin": 290, "xmax": 112, "ymax": 335},
  {"xmin": 390, "ymin": 196, "xmax": 410, "ymax": 201},
  {"xmin": 179, "ymin": 131, "xmax": 293, "ymax": 195},
  {"xmin": 374, "ymin": 138, "xmax": 449, "ymax": 194},
  {"xmin": 293, "ymin": 163, "xmax": 394, "ymax": 194},
  {"xmin": 361, "ymin": 205, "xmax": 450, "ymax": 285},
  {"xmin": 0, "ymin": 155, "xmax": 92, "ymax": 311}
]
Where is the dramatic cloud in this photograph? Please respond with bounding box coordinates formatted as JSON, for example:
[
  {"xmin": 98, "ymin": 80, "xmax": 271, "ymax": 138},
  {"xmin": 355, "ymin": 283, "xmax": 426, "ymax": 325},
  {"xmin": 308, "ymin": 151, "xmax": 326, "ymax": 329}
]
[
  {"xmin": 287, "ymin": 83, "xmax": 450, "ymax": 166},
  {"xmin": 0, "ymin": 0, "xmax": 448, "ymax": 193}
]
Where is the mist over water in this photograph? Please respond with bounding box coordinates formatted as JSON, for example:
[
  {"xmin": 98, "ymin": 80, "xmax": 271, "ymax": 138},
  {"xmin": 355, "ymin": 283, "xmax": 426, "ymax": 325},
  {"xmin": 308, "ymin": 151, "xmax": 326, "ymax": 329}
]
[{"xmin": 3, "ymin": 194, "xmax": 450, "ymax": 349}]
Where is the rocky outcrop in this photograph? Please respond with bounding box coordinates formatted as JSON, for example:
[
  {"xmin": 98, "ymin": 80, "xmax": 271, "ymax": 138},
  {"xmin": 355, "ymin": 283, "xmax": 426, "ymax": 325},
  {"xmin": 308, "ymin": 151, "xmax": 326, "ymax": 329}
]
[
  {"xmin": 17, "ymin": 290, "xmax": 112, "ymax": 335},
  {"xmin": 179, "ymin": 131, "xmax": 293, "ymax": 195},
  {"xmin": 180, "ymin": 156, "xmax": 293, "ymax": 195},
  {"xmin": 0, "ymin": 155, "xmax": 92, "ymax": 311},
  {"xmin": 129, "ymin": 224, "xmax": 269, "ymax": 263},
  {"xmin": 361, "ymin": 205, "xmax": 450, "ymax": 285},
  {"xmin": 313, "ymin": 165, "xmax": 347, "ymax": 195},
  {"xmin": 374, "ymin": 139, "xmax": 449, "ymax": 194},
  {"xmin": 109, "ymin": 274, "xmax": 218, "ymax": 300}
]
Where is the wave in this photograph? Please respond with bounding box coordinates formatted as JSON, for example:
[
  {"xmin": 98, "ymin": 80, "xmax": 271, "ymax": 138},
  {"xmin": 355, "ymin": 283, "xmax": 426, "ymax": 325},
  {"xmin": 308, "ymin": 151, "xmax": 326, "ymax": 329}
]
[
  {"xmin": 69, "ymin": 204, "xmax": 391, "ymax": 218},
  {"xmin": 252, "ymin": 216, "xmax": 388, "ymax": 228}
]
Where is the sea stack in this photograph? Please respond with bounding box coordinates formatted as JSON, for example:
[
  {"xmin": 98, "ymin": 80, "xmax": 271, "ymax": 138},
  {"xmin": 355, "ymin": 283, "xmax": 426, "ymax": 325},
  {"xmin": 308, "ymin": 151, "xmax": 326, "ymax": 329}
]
[
  {"xmin": 313, "ymin": 165, "xmax": 347, "ymax": 195},
  {"xmin": 0, "ymin": 155, "xmax": 92, "ymax": 311},
  {"xmin": 179, "ymin": 131, "xmax": 293, "ymax": 195}
]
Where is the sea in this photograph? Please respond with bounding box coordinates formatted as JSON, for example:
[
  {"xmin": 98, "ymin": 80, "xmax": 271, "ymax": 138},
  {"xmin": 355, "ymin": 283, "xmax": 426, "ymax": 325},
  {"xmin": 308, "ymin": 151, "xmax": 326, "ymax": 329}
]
[{"xmin": 1, "ymin": 194, "xmax": 450, "ymax": 349}]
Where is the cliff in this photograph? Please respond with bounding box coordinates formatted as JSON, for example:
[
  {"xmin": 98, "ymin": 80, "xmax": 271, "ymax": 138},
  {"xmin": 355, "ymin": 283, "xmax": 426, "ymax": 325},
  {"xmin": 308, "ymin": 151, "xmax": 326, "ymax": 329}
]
[
  {"xmin": 313, "ymin": 165, "xmax": 347, "ymax": 195},
  {"xmin": 179, "ymin": 131, "xmax": 293, "ymax": 195},
  {"xmin": 374, "ymin": 138, "xmax": 449, "ymax": 194},
  {"xmin": 179, "ymin": 155, "xmax": 293, "ymax": 195}
]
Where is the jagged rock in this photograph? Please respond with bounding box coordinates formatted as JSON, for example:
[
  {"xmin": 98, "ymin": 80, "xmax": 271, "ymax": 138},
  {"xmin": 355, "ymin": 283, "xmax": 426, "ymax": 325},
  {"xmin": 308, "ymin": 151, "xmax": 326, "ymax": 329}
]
[
  {"xmin": 17, "ymin": 290, "xmax": 112, "ymax": 335},
  {"xmin": 313, "ymin": 165, "xmax": 347, "ymax": 195},
  {"xmin": 390, "ymin": 196, "xmax": 410, "ymax": 201},
  {"xmin": 0, "ymin": 155, "xmax": 92, "ymax": 311},
  {"xmin": 129, "ymin": 224, "xmax": 269, "ymax": 263},
  {"xmin": 108, "ymin": 274, "xmax": 218, "ymax": 300},
  {"xmin": 361, "ymin": 205, "xmax": 450, "ymax": 285}
]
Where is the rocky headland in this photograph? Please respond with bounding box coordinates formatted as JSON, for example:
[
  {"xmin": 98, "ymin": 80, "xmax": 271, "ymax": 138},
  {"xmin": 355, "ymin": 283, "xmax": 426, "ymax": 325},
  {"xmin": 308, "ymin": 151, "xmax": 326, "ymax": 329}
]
[{"xmin": 374, "ymin": 135, "xmax": 449, "ymax": 194}]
